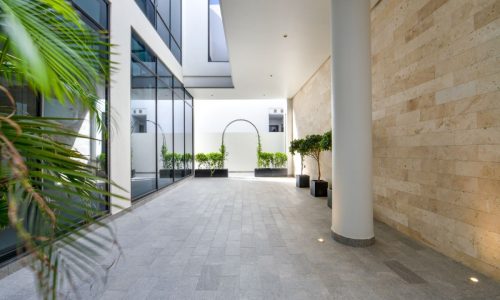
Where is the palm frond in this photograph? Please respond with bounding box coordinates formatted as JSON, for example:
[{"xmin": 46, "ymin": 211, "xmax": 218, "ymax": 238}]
[{"xmin": 1, "ymin": 114, "xmax": 124, "ymax": 299}]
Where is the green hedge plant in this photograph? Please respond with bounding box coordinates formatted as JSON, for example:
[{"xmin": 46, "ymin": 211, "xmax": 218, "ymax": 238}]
[{"xmin": 273, "ymin": 152, "xmax": 288, "ymax": 168}]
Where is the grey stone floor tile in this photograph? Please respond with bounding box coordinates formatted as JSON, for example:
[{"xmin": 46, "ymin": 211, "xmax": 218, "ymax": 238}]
[
  {"xmin": 0, "ymin": 177, "xmax": 499, "ymax": 300},
  {"xmin": 196, "ymin": 265, "xmax": 222, "ymax": 291}
]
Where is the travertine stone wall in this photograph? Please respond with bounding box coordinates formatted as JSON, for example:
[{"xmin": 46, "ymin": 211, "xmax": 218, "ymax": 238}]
[
  {"xmin": 291, "ymin": 59, "xmax": 332, "ymax": 184},
  {"xmin": 372, "ymin": 0, "xmax": 500, "ymax": 279}
]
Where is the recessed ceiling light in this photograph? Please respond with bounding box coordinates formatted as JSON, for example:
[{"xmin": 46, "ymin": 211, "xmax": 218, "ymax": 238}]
[
  {"xmin": 317, "ymin": 238, "xmax": 325, "ymax": 243},
  {"xmin": 469, "ymin": 277, "xmax": 479, "ymax": 283},
  {"xmin": 283, "ymin": 34, "xmax": 288, "ymax": 38}
]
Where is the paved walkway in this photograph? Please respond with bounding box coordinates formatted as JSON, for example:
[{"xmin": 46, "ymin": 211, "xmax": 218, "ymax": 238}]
[{"xmin": 0, "ymin": 176, "xmax": 499, "ymax": 299}]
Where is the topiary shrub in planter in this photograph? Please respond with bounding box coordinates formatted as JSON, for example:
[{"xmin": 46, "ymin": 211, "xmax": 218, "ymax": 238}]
[
  {"xmin": 255, "ymin": 152, "xmax": 288, "ymax": 177},
  {"xmin": 289, "ymin": 138, "xmax": 310, "ymax": 187},
  {"xmin": 303, "ymin": 132, "xmax": 331, "ymax": 197},
  {"xmin": 195, "ymin": 151, "xmax": 228, "ymax": 177},
  {"xmin": 159, "ymin": 145, "xmax": 185, "ymax": 178}
]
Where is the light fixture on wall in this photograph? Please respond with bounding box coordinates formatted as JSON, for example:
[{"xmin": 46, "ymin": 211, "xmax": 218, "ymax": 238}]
[{"xmin": 317, "ymin": 238, "xmax": 325, "ymax": 243}]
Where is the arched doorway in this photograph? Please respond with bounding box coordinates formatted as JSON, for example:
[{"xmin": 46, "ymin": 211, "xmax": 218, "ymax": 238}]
[{"xmin": 221, "ymin": 119, "xmax": 261, "ymax": 171}]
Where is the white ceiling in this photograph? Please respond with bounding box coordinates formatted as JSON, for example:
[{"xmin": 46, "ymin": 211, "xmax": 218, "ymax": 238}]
[{"xmin": 189, "ymin": 0, "xmax": 331, "ymax": 100}]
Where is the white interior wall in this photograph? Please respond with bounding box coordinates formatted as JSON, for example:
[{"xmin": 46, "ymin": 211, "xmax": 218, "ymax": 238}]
[
  {"xmin": 109, "ymin": 0, "xmax": 183, "ymax": 213},
  {"xmin": 183, "ymin": 0, "xmax": 231, "ymax": 77},
  {"xmin": 194, "ymin": 99, "xmax": 287, "ymax": 171}
]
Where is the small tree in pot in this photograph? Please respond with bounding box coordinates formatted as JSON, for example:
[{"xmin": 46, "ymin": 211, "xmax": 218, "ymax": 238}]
[
  {"xmin": 321, "ymin": 130, "xmax": 333, "ymax": 206},
  {"xmin": 303, "ymin": 134, "xmax": 329, "ymax": 197},
  {"xmin": 289, "ymin": 138, "xmax": 310, "ymax": 188}
]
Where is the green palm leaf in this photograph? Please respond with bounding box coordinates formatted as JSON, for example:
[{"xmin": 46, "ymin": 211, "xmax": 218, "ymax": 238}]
[{"xmin": 0, "ymin": 0, "xmax": 124, "ymax": 299}]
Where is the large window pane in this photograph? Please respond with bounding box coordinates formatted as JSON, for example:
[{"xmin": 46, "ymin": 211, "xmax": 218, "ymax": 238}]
[
  {"xmin": 157, "ymin": 64, "xmax": 174, "ymax": 188},
  {"xmin": 131, "ymin": 59, "xmax": 157, "ymax": 199},
  {"xmin": 135, "ymin": 0, "xmax": 156, "ymax": 25},
  {"xmin": 185, "ymin": 102, "xmax": 193, "ymax": 176},
  {"xmin": 157, "ymin": 0, "xmax": 170, "ymax": 28},
  {"xmin": 157, "ymin": 17, "xmax": 171, "ymax": 48},
  {"xmin": 173, "ymin": 79, "xmax": 185, "ymax": 180},
  {"xmin": 209, "ymin": 0, "xmax": 229, "ymax": 62},
  {"xmin": 72, "ymin": 0, "xmax": 108, "ymax": 28},
  {"xmin": 171, "ymin": 0, "xmax": 182, "ymax": 47}
]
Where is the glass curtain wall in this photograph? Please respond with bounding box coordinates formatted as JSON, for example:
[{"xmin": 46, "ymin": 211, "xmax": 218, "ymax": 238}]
[
  {"xmin": 135, "ymin": 0, "xmax": 182, "ymax": 64},
  {"xmin": 130, "ymin": 34, "xmax": 193, "ymax": 200},
  {"xmin": 184, "ymin": 93, "xmax": 193, "ymax": 176},
  {"xmin": 0, "ymin": 0, "xmax": 110, "ymax": 264}
]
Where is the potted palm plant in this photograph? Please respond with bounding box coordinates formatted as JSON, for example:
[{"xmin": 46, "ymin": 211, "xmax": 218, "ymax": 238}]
[
  {"xmin": 289, "ymin": 138, "xmax": 310, "ymax": 187},
  {"xmin": 303, "ymin": 134, "xmax": 328, "ymax": 197},
  {"xmin": 0, "ymin": 1, "xmax": 126, "ymax": 297}
]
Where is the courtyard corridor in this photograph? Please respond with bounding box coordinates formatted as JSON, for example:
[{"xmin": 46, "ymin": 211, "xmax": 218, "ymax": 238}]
[{"xmin": 0, "ymin": 176, "xmax": 499, "ymax": 299}]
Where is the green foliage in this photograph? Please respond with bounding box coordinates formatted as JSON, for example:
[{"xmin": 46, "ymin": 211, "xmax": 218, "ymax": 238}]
[
  {"xmin": 0, "ymin": 0, "xmax": 110, "ymax": 131},
  {"xmin": 184, "ymin": 153, "xmax": 193, "ymax": 168},
  {"xmin": 219, "ymin": 144, "xmax": 227, "ymax": 168},
  {"xmin": 257, "ymin": 152, "xmax": 273, "ymax": 168},
  {"xmin": 273, "ymin": 152, "xmax": 288, "ymax": 168},
  {"xmin": 97, "ymin": 153, "xmax": 106, "ymax": 171},
  {"xmin": 1, "ymin": 116, "xmax": 125, "ymax": 299},
  {"xmin": 321, "ymin": 130, "xmax": 332, "ymax": 151},
  {"xmin": 206, "ymin": 152, "xmax": 224, "ymax": 169},
  {"xmin": 195, "ymin": 153, "xmax": 209, "ymax": 169},
  {"xmin": 0, "ymin": 0, "xmax": 121, "ymax": 298},
  {"xmin": 303, "ymin": 134, "xmax": 325, "ymax": 180},
  {"xmin": 257, "ymin": 152, "xmax": 287, "ymax": 168},
  {"xmin": 196, "ymin": 152, "xmax": 224, "ymax": 175},
  {"xmin": 289, "ymin": 138, "xmax": 309, "ymax": 175}
]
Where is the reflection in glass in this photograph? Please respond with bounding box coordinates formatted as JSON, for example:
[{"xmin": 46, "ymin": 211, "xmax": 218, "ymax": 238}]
[
  {"xmin": 131, "ymin": 58, "xmax": 157, "ymax": 199},
  {"xmin": 157, "ymin": 64, "xmax": 174, "ymax": 188},
  {"xmin": 185, "ymin": 103, "xmax": 193, "ymax": 176},
  {"xmin": 173, "ymin": 79, "xmax": 185, "ymax": 180}
]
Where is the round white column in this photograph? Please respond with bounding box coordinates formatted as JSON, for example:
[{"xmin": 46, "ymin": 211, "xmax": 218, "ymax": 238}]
[{"xmin": 331, "ymin": 0, "xmax": 374, "ymax": 246}]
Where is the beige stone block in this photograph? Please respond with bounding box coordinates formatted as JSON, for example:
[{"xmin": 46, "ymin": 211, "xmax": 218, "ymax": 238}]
[
  {"xmin": 437, "ymin": 174, "xmax": 478, "ymax": 193},
  {"xmin": 454, "ymin": 91, "xmax": 500, "ymax": 115},
  {"xmin": 385, "ymin": 178, "xmax": 421, "ymax": 195},
  {"xmin": 453, "ymin": 54, "xmax": 500, "ymax": 86},
  {"xmin": 396, "ymin": 110, "xmax": 421, "ymax": 125},
  {"xmin": 475, "ymin": 229, "xmax": 500, "ymax": 269},
  {"xmin": 408, "ymin": 170, "xmax": 438, "ymax": 186},
  {"xmin": 455, "ymin": 128, "xmax": 500, "ymax": 145},
  {"xmin": 434, "ymin": 112, "xmax": 477, "ymax": 132},
  {"xmin": 420, "ymin": 132, "xmax": 455, "ymax": 146},
  {"xmin": 476, "ymin": 72, "xmax": 500, "ymax": 94},
  {"xmin": 432, "ymin": 145, "xmax": 479, "ymax": 161},
  {"xmin": 417, "ymin": 0, "xmax": 449, "ymax": 21},
  {"xmin": 477, "ymin": 108, "xmax": 500, "ymax": 128},
  {"xmin": 455, "ymin": 161, "xmax": 500, "ymax": 180},
  {"xmin": 478, "ymin": 144, "xmax": 500, "ymax": 162},
  {"xmin": 421, "ymin": 159, "xmax": 456, "ymax": 174},
  {"xmin": 478, "ymin": 178, "xmax": 500, "ymax": 195},
  {"xmin": 474, "ymin": 0, "xmax": 500, "ymax": 30},
  {"xmin": 420, "ymin": 102, "xmax": 455, "ymax": 121},
  {"xmin": 436, "ymin": 81, "xmax": 477, "ymax": 105}
]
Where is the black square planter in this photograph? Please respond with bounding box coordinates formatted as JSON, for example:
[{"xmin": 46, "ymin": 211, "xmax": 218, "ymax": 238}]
[
  {"xmin": 255, "ymin": 168, "xmax": 288, "ymax": 177},
  {"xmin": 327, "ymin": 188, "xmax": 332, "ymax": 208},
  {"xmin": 194, "ymin": 169, "xmax": 228, "ymax": 177},
  {"xmin": 296, "ymin": 175, "xmax": 310, "ymax": 188},
  {"xmin": 310, "ymin": 180, "xmax": 328, "ymax": 197},
  {"xmin": 159, "ymin": 169, "xmax": 185, "ymax": 178}
]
